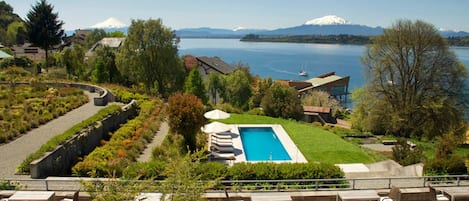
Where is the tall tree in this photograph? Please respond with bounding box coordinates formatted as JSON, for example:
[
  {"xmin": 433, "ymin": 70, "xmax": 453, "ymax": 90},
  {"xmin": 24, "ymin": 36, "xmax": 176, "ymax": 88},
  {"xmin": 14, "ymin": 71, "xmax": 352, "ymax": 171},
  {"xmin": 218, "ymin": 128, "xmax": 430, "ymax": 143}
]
[
  {"xmin": 206, "ymin": 73, "xmax": 224, "ymax": 105},
  {"xmin": 88, "ymin": 45, "xmax": 122, "ymax": 83},
  {"xmin": 25, "ymin": 0, "xmax": 64, "ymax": 67},
  {"xmin": 184, "ymin": 68, "xmax": 207, "ymax": 104},
  {"xmin": 225, "ymin": 70, "xmax": 252, "ymax": 110},
  {"xmin": 60, "ymin": 45, "xmax": 84, "ymax": 79},
  {"xmin": 0, "ymin": 1, "xmax": 23, "ymax": 45},
  {"xmin": 116, "ymin": 19, "xmax": 185, "ymax": 96},
  {"xmin": 355, "ymin": 20, "xmax": 468, "ymax": 139}
]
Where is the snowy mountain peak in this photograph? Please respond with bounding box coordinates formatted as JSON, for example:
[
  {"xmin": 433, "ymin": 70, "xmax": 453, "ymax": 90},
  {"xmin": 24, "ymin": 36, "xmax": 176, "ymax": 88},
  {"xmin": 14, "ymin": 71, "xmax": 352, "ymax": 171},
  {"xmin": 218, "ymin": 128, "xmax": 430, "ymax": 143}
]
[
  {"xmin": 233, "ymin": 26, "xmax": 246, "ymax": 31},
  {"xmin": 304, "ymin": 15, "xmax": 351, "ymax": 26},
  {"xmin": 91, "ymin": 17, "xmax": 127, "ymax": 28}
]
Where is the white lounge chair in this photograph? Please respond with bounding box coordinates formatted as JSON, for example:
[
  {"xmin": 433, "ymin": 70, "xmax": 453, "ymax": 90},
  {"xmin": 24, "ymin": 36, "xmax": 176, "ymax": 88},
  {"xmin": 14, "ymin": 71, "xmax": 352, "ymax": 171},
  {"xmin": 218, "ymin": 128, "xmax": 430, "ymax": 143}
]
[
  {"xmin": 211, "ymin": 136, "xmax": 232, "ymax": 144},
  {"xmin": 211, "ymin": 152, "xmax": 235, "ymax": 160},
  {"xmin": 211, "ymin": 140, "xmax": 232, "ymax": 147},
  {"xmin": 210, "ymin": 144, "xmax": 234, "ymax": 152},
  {"xmin": 212, "ymin": 133, "xmax": 232, "ymax": 139}
]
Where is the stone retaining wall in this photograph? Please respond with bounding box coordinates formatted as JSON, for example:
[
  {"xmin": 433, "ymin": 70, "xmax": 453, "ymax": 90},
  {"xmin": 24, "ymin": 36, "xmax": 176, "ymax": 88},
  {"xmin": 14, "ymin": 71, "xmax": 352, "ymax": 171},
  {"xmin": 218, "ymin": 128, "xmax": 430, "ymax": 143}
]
[{"xmin": 29, "ymin": 100, "xmax": 137, "ymax": 179}]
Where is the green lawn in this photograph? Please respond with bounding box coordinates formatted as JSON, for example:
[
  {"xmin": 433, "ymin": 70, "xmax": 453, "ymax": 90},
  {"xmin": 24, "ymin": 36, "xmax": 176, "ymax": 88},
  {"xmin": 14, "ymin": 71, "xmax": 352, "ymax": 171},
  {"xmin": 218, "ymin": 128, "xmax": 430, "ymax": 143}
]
[{"xmin": 219, "ymin": 114, "xmax": 374, "ymax": 164}]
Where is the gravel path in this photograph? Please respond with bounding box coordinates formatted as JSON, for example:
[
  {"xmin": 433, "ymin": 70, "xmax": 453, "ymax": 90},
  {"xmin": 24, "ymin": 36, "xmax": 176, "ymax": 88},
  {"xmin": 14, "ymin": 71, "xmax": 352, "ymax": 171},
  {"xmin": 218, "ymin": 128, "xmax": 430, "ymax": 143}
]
[
  {"xmin": 137, "ymin": 120, "xmax": 169, "ymax": 162},
  {"xmin": 0, "ymin": 91, "xmax": 105, "ymax": 178}
]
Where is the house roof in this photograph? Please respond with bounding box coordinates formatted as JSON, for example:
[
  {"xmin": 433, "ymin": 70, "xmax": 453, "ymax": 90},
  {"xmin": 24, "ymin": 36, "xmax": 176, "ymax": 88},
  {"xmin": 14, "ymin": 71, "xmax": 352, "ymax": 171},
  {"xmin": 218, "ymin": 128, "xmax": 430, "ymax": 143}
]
[
  {"xmin": 0, "ymin": 50, "xmax": 13, "ymax": 59},
  {"xmin": 196, "ymin": 56, "xmax": 234, "ymax": 75},
  {"xmin": 96, "ymin": 37, "xmax": 125, "ymax": 48},
  {"xmin": 306, "ymin": 75, "xmax": 344, "ymax": 87},
  {"xmin": 86, "ymin": 37, "xmax": 125, "ymax": 57}
]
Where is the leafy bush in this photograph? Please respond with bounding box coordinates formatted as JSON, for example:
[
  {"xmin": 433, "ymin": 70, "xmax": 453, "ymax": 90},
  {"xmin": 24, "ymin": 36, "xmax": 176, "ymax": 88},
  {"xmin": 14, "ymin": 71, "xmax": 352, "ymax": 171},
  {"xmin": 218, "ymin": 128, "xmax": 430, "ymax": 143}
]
[
  {"xmin": 168, "ymin": 93, "xmax": 205, "ymax": 152},
  {"xmin": 261, "ymin": 83, "xmax": 303, "ymax": 120},
  {"xmin": 392, "ymin": 138, "xmax": 424, "ymax": 166},
  {"xmin": 195, "ymin": 162, "xmax": 228, "ymax": 180},
  {"xmin": 122, "ymin": 160, "xmax": 167, "ymax": 180},
  {"xmin": 425, "ymin": 156, "xmax": 468, "ymax": 176},
  {"xmin": 0, "ymin": 180, "xmax": 22, "ymax": 190},
  {"xmin": 226, "ymin": 162, "xmax": 344, "ymax": 180}
]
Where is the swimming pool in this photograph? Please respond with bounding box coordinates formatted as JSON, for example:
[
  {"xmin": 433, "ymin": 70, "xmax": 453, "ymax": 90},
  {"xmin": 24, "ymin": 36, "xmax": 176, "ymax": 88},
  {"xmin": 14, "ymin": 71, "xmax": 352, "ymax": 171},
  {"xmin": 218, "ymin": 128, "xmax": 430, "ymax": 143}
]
[{"xmin": 239, "ymin": 127, "xmax": 291, "ymax": 161}]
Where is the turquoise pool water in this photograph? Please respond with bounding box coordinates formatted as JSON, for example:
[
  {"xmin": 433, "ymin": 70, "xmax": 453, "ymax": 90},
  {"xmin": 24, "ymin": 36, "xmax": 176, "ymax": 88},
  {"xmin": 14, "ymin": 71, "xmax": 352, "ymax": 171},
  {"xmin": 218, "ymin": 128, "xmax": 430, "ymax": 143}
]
[{"xmin": 239, "ymin": 127, "xmax": 291, "ymax": 161}]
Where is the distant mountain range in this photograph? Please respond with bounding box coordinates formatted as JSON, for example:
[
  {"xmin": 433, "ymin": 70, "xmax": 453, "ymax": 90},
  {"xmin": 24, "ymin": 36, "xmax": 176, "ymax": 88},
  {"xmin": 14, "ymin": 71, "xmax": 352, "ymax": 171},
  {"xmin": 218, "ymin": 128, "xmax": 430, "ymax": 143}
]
[
  {"xmin": 175, "ymin": 15, "xmax": 469, "ymax": 38},
  {"xmin": 67, "ymin": 15, "xmax": 469, "ymax": 38}
]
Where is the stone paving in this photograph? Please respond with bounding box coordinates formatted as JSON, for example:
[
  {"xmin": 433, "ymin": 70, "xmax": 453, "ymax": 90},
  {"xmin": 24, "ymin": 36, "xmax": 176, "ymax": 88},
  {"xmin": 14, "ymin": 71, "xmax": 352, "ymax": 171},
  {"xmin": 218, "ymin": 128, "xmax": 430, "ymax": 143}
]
[
  {"xmin": 137, "ymin": 120, "xmax": 169, "ymax": 162},
  {"xmin": 0, "ymin": 92, "xmax": 104, "ymax": 178}
]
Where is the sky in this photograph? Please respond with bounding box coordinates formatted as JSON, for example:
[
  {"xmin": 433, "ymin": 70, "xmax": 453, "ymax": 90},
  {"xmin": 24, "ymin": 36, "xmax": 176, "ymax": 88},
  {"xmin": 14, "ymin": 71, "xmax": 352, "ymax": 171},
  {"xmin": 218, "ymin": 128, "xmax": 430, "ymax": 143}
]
[{"xmin": 5, "ymin": 0, "xmax": 469, "ymax": 32}]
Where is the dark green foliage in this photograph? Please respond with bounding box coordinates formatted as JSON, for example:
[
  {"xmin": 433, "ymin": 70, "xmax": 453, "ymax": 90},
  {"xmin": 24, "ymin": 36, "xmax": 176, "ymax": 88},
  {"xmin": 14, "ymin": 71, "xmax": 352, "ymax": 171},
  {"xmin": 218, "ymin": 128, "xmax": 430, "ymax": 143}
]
[
  {"xmin": 226, "ymin": 162, "xmax": 344, "ymax": 180},
  {"xmin": 392, "ymin": 138, "xmax": 424, "ymax": 166},
  {"xmin": 60, "ymin": 45, "xmax": 85, "ymax": 78},
  {"xmin": 354, "ymin": 20, "xmax": 468, "ymax": 139},
  {"xmin": 225, "ymin": 70, "xmax": 252, "ymax": 110},
  {"xmin": 0, "ymin": 180, "xmax": 21, "ymax": 190},
  {"xmin": 425, "ymin": 156, "xmax": 468, "ymax": 176},
  {"xmin": 92, "ymin": 58, "xmax": 108, "ymax": 83},
  {"xmin": 94, "ymin": 45, "xmax": 122, "ymax": 83},
  {"xmin": 167, "ymin": 93, "xmax": 205, "ymax": 152},
  {"xmin": 122, "ymin": 160, "xmax": 167, "ymax": 180},
  {"xmin": 249, "ymin": 77, "xmax": 272, "ymax": 109},
  {"xmin": 25, "ymin": 0, "xmax": 64, "ymax": 67},
  {"xmin": 184, "ymin": 68, "xmax": 207, "ymax": 103},
  {"xmin": 206, "ymin": 73, "xmax": 224, "ymax": 104},
  {"xmin": 261, "ymin": 83, "xmax": 303, "ymax": 120},
  {"xmin": 116, "ymin": 19, "xmax": 185, "ymax": 96},
  {"xmin": 0, "ymin": 1, "xmax": 23, "ymax": 45},
  {"xmin": 195, "ymin": 162, "xmax": 228, "ymax": 180},
  {"xmin": 6, "ymin": 21, "xmax": 27, "ymax": 46}
]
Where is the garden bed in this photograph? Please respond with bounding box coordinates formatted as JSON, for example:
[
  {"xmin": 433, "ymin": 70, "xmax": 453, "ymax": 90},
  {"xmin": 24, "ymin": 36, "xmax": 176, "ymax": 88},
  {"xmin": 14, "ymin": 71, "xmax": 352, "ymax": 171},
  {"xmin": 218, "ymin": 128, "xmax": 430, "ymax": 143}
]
[{"xmin": 0, "ymin": 84, "xmax": 88, "ymax": 143}]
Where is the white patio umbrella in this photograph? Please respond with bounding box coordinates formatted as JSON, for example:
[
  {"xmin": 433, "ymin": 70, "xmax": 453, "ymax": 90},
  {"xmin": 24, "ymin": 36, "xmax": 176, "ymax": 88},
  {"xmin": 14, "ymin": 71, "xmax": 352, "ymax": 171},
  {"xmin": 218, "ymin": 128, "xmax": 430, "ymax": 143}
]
[
  {"xmin": 204, "ymin": 109, "xmax": 230, "ymax": 120},
  {"xmin": 202, "ymin": 121, "xmax": 231, "ymax": 133}
]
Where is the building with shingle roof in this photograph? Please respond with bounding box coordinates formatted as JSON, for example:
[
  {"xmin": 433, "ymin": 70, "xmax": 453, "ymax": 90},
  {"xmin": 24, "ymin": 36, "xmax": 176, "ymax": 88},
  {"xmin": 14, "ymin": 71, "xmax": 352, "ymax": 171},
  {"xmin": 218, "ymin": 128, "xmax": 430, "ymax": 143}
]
[
  {"xmin": 85, "ymin": 37, "xmax": 125, "ymax": 58},
  {"xmin": 196, "ymin": 56, "xmax": 234, "ymax": 78}
]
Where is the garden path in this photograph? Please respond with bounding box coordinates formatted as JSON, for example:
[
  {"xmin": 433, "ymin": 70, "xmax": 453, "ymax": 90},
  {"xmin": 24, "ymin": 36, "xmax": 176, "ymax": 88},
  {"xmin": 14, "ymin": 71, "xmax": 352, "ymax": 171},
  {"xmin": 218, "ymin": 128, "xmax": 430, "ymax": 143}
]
[
  {"xmin": 0, "ymin": 91, "xmax": 105, "ymax": 178},
  {"xmin": 136, "ymin": 120, "xmax": 169, "ymax": 162}
]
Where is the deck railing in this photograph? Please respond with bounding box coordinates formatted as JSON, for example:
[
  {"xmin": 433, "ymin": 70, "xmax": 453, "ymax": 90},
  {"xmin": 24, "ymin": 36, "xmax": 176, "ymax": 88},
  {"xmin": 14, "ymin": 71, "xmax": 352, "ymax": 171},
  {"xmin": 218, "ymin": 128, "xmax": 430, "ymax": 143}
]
[{"xmin": 1, "ymin": 175, "xmax": 468, "ymax": 192}]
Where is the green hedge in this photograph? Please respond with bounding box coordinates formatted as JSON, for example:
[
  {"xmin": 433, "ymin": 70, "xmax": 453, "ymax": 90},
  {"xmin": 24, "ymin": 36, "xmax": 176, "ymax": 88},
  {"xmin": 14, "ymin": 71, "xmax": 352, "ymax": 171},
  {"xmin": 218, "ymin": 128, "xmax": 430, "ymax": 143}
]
[
  {"xmin": 126, "ymin": 161, "xmax": 344, "ymax": 182},
  {"xmin": 17, "ymin": 105, "xmax": 122, "ymax": 173}
]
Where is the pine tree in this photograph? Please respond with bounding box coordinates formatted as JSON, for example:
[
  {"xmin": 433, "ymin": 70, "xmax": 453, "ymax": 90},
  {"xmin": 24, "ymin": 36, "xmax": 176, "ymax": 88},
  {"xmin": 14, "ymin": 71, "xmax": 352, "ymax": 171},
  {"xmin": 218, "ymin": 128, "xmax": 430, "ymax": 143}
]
[
  {"xmin": 25, "ymin": 0, "xmax": 64, "ymax": 67},
  {"xmin": 184, "ymin": 68, "xmax": 207, "ymax": 103}
]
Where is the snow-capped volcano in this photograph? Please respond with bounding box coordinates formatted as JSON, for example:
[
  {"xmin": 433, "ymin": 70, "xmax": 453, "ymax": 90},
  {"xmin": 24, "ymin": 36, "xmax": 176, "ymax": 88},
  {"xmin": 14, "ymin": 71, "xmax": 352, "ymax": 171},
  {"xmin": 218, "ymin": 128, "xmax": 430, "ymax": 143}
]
[
  {"xmin": 91, "ymin": 17, "xmax": 127, "ymax": 28},
  {"xmin": 233, "ymin": 26, "xmax": 246, "ymax": 31},
  {"xmin": 304, "ymin": 15, "xmax": 351, "ymax": 25}
]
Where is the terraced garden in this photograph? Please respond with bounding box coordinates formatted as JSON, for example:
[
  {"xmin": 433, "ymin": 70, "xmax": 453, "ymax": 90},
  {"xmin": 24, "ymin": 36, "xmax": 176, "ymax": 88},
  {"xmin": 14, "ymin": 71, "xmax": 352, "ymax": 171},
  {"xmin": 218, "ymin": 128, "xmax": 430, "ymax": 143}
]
[{"xmin": 0, "ymin": 84, "xmax": 88, "ymax": 143}]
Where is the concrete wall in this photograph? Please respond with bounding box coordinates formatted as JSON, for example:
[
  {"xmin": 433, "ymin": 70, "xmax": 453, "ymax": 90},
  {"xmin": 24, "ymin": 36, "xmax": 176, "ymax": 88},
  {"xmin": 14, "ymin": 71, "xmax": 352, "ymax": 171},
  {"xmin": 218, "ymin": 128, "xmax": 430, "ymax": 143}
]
[{"xmin": 30, "ymin": 100, "xmax": 137, "ymax": 179}]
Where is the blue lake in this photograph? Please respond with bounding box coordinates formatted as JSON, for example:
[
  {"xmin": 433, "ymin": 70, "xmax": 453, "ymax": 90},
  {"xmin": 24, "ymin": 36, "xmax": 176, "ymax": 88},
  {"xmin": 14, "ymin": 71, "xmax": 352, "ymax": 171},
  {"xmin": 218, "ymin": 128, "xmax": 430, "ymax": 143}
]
[{"xmin": 179, "ymin": 38, "xmax": 469, "ymax": 91}]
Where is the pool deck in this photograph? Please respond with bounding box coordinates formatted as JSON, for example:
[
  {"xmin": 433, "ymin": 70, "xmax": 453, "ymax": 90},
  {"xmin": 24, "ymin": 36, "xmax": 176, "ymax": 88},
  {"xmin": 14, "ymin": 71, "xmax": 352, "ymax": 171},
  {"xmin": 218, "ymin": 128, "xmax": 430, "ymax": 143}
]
[{"xmin": 227, "ymin": 124, "xmax": 307, "ymax": 164}]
